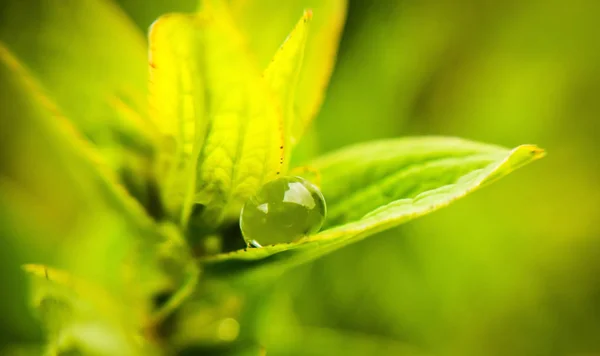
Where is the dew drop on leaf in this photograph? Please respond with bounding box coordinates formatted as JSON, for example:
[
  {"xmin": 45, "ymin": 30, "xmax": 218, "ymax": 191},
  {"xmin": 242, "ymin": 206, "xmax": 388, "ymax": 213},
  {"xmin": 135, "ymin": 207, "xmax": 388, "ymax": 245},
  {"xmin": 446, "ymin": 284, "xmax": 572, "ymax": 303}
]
[{"xmin": 240, "ymin": 176, "xmax": 327, "ymax": 246}]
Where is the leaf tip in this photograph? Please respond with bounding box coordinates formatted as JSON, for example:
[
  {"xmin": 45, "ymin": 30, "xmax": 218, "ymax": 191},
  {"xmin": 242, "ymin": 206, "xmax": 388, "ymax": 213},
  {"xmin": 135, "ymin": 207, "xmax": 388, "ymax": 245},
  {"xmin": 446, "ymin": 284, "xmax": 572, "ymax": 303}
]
[
  {"xmin": 515, "ymin": 144, "xmax": 546, "ymax": 161},
  {"xmin": 485, "ymin": 144, "xmax": 546, "ymax": 185}
]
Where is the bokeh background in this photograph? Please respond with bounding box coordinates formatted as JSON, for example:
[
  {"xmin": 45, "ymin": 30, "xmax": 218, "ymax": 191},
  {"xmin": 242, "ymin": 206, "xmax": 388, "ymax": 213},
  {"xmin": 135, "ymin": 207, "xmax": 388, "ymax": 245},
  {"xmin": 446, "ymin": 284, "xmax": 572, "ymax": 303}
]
[
  {"xmin": 1, "ymin": 0, "xmax": 599, "ymax": 355},
  {"xmin": 268, "ymin": 1, "xmax": 600, "ymax": 355}
]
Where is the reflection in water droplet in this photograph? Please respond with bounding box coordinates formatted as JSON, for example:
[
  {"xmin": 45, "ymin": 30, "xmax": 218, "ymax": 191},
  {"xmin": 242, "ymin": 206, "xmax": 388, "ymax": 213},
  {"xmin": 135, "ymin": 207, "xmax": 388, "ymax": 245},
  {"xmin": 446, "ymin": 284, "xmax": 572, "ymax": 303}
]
[
  {"xmin": 257, "ymin": 203, "xmax": 269, "ymax": 214},
  {"xmin": 240, "ymin": 176, "xmax": 327, "ymax": 246},
  {"xmin": 283, "ymin": 182, "xmax": 316, "ymax": 209}
]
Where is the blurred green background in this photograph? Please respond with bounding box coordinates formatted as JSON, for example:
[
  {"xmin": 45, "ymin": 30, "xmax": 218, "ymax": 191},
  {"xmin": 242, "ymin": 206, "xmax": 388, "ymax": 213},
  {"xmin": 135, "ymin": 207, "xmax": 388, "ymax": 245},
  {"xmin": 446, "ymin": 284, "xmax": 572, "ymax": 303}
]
[
  {"xmin": 1, "ymin": 0, "xmax": 599, "ymax": 355},
  {"xmin": 269, "ymin": 1, "xmax": 600, "ymax": 355}
]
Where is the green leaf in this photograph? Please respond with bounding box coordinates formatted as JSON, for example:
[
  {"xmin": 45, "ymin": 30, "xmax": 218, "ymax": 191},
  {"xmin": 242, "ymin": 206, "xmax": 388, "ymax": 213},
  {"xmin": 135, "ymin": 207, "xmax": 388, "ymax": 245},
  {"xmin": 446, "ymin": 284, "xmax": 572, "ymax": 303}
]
[
  {"xmin": 156, "ymin": 3, "xmax": 338, "ymax": 229},
  {"xmin": 263, "ymin": 10, "xmax": 311, "ymax": 148},
  {"xmin": 309, "ymin": 137, "xmax": 540, "ymax": 229},
  {"xmin": 229, "ymin": 0, "xmax": 348, "ymax": 143},
  {"xmin": 192, "ymin": 1, "xmax": 285, "ymax": 227},
  {"xmin": 148, "ymin": 14, "xmax": 207, "ymax": 222},
  {"xmin": 200, "ymin": 138, "xmax": 544, "ymax": 280}
]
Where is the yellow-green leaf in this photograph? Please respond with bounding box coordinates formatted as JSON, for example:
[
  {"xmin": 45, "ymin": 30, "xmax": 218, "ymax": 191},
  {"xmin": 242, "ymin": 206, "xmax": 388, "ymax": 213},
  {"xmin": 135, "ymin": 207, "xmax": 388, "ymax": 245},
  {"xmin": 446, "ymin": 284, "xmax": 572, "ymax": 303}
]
[
  {"xmin": 193, "ymin": 1, "xmax": 285, "ymax": 227},
  {"xmin": 263, "ymin": 10, "xmax": 311, "ymax": 147},
  {"xmin": 148, "ymin": 14, "xmax": 207, "ymax": 221},
  {"xmin": 200, "ymin": 138, "xmax": 544, "ymax": 281},
  {"xmin": 230, "ymin": 0, "xmax": 348, "ymax": 142}
]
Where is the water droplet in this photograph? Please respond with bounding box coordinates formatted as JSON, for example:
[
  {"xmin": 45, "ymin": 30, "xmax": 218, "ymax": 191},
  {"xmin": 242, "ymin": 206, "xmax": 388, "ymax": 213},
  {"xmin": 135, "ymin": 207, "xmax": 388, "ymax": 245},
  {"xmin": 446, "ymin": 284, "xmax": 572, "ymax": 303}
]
[{"xmin": 240, "ymin": 176, "xmax": 327, "ymax": 246}]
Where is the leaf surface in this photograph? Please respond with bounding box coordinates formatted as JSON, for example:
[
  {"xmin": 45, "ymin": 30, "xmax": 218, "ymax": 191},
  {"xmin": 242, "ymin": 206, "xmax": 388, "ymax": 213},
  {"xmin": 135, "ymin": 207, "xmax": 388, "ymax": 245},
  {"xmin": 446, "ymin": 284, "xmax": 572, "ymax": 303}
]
[
  {"xmin": 192, "ymin": 1, "xmax": 285, "ymax": 227},
  {"xmin": 263, "ymin": 10, "xmax": 311, "ymax": 147},
  {"xmin": 148, "ymin": 14, "xmax": 207, "ymax": 221},
  {"xmin": 229, "ymin": 0, "xmax": 348, "ymax": 144},
  {"xmin": 200, "ymin": 138, "xmax": 544, "ymax": 280}
]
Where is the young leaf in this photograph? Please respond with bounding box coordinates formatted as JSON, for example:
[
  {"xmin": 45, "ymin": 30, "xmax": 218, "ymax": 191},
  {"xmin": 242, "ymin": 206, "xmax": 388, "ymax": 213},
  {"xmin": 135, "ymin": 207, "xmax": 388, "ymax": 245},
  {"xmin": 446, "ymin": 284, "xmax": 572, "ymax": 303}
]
[
  {"xmin": 229, "ymin": 0, "xmax": 348, "ymax": 142},
  {"xmin": 193, "ymin": 1, "xmax": 285, "ymax": 227},
  {"xmin": 200, "ymin": 138, "xmax": 544, "ymax": 280},
  {"xmin": 263, "ymin": 10, "xmax": 311, "ymax": 147},
  {"xmin": 149, "ymin": 14, "xmax": 207, "ymax": 222}
]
